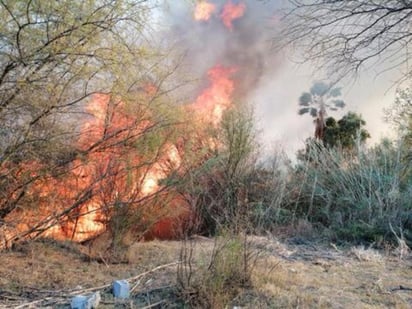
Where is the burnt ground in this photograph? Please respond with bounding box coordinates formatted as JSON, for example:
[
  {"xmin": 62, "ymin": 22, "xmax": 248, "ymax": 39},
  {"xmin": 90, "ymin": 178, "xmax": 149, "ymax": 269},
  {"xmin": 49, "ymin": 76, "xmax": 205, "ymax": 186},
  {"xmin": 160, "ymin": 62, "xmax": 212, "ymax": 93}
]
[{"xmin": 0, "ymin": 236, "xmax": 411, "ymax": 308}]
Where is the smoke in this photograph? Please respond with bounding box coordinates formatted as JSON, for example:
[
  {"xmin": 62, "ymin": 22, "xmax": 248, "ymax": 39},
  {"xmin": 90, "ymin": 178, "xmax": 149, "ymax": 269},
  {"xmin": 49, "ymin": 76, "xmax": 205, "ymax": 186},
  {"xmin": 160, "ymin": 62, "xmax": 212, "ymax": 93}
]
[
  {"xmin": 160, "ymin": 0, "xmax": 282, "ymax": 102},
  {"xmin": 158, "ymin": 1, "xmax": 395, "ymax": 158}
]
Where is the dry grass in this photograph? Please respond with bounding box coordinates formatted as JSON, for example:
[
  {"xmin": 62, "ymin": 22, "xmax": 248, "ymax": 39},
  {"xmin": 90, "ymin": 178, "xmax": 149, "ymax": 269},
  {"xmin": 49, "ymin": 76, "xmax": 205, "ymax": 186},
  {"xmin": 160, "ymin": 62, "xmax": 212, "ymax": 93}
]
[
  {"xmin": 349, "ymin": 246, "xmax": 384, "ymax": 263},
  {"xmin": 177, "ymin": 233, "xmax": 255, "ymax": 308},
  {"xmin": 0, "ymin": 240, "xmax": 143, "ymax": 291},
  {"xmin": 248, "ymin": 237, "xmax": 412, "ymax": 309},
  {"xmin": 0, "ymin": 237, "xmax": 411, "ymax": 308}
]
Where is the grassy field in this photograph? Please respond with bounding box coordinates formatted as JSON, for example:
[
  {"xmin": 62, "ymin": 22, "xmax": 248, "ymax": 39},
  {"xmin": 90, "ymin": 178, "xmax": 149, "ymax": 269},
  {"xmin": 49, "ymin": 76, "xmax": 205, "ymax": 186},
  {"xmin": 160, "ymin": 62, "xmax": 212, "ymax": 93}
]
[{"xmin": 0, "ymin": 235, "xmax": 411, "ymax": 308}]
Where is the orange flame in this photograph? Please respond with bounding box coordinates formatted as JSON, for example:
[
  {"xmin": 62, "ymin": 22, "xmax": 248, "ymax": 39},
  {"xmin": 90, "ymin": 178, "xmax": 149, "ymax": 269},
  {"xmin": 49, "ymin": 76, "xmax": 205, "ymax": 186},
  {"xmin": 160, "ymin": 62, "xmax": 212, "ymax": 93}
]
[
  {"xmin": 220, "ymin": 0, "xmax": 246, "ymax": 30},
  {"xmin": 1, "ymin": 64, "xmax": 240, "ymax": 246},
  {"xmin": 194, "ymin": 1, "xmax": 216, "ymax": 21},
  {"xmin": 1, "ymin": 89, "xmax": 190, "ymax": 246},
  {"xmin": 191, "ymin": 65, "xmax": 237, "ymax": 125}
]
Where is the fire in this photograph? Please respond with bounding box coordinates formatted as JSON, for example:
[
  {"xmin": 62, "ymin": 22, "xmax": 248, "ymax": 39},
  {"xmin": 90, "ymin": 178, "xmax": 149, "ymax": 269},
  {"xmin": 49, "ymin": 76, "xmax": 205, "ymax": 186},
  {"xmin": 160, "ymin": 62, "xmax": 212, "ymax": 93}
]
[
  {"xmin": 0, "ymin": 0, "xmax": 247, "ymax": 248},
  {"xmin": 194, "ymin": 1, "xmax": 216, "ymax": 21},
  {"xmin": 140, "ymin": 143, "xmax": 181, "ymax": 196},
  {"xmin": 220, "ymin": 0, "xmax": 246, "ymax": 30},
  {"xmin": 1, "ymin": 90, "xmax": 188, "ymax": 246},
  {"xmin": 191, "ymin": 65, "xmax": 237, "ymax": 125}
]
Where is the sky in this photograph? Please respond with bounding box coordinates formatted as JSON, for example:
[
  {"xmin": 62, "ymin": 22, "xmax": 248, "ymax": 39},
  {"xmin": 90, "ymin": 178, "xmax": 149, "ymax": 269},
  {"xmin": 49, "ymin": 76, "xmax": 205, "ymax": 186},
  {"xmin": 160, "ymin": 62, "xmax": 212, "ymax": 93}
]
[{"xmin": 155, "ymin": 0, "xmax": 401, "ymax": 158}]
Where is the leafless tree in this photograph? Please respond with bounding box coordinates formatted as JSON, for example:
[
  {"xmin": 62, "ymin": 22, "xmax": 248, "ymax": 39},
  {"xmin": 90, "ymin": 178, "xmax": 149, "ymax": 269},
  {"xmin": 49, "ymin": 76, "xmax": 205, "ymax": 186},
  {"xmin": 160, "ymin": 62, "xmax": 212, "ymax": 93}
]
[{"xmin": 279, "ymin": 0, "xmax": 412, "ymax": 84}]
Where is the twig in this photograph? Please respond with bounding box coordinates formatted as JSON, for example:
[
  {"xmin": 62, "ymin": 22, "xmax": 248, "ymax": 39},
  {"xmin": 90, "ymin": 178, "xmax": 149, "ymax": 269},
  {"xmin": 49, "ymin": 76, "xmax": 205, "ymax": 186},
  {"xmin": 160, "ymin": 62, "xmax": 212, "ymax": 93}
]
[
  {"xmin": 389, "ymin": 222, "xmax": 411, "ymax": 260},
  {"xmin": 66, "ymin": 261, "xmax": 180, "ymax": 296},
  {"xmin": 130, "ymin": 261, "xmax": 181, "ymax": 293},
  {"xmin": 136, "ymin": 285, "xmax": 174, "ymax": 295},
  {"xmin": 140, "ymin": 300, "xmax": 167, "ymax": 309},
  {"xmin": 11, "ymin": 261, "xmax": 180, "ymax": 308},
  {"xmin": 330, "ymin": 243, "xmax": 341, "ymax": 252},
  {"xmin": 68, "ymin": 283, "xmax": 111, "ymax": 295},
  {"xmin": 99, "ymin": 252, "xmax": 110, "ymax": 268},
  {"xmin": 0, "ymin": 295, "xmax": 24, "ymax": 301},
  {"xmin": 14, "ymin": 296, "xmax": 63, "ymax": 309}
]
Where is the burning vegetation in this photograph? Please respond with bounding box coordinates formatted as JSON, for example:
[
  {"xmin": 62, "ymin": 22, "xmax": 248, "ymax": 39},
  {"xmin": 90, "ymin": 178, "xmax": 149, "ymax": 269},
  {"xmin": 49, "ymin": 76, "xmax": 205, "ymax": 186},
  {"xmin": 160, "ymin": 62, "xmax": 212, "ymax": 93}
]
[
  {"xmin": 1, "ymin": 61, "xmax": 237, "ymax": 246},
  {"xmin": 220, "ymin": 0, "xmax": 246, "ymax": 30},
  {"xmin": 0, "ymin": 0, "xmax": 261, "ymax": 249},
  {"xmin": 194, "ymin": 0, "xmax": 246, "ymax": 30},
  {"xmin": 1, "ymin": 0, "xmax": 411, "ymax": 261},
  {"xmin": 1, "ymin": 1, "xmax": 412, "ymax": 308},
  {"xmin": 0, "ymin": 0, "xmax": 244, "ymax": 246},
  {"xmin": 194, "ymin": 1, "xmax": 216, "ymax": 21}
]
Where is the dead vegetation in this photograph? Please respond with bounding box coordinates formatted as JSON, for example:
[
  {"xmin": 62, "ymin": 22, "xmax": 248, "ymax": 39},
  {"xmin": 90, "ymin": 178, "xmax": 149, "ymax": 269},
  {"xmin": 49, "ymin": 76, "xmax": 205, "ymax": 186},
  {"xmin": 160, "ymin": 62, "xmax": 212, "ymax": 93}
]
[{"xmin": 0, "ymin": 236, "xmax": 411, "ymax": 308}]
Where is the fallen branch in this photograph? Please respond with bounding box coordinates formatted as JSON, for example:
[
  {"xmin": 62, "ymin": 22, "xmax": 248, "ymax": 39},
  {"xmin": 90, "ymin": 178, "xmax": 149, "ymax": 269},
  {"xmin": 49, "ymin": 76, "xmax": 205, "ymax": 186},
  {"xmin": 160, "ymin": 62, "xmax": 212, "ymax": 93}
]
[
  {"xmin": 10, "ymin": 261, "xmax": 181, "ymax": 308},
  {"xmin": 68, "ymin": 283, "xmax": 112, "ymax": 296},
  {"xmin": 14, "ymin": 296, "xmax": 66, "ymax": 309},
  {"xmin": 140, "ymin": 299, "xmax": 167, "ymax": 308},
  {"xmin": 130, "ymin": 261, "xmax": 181, "ymax": 293}
]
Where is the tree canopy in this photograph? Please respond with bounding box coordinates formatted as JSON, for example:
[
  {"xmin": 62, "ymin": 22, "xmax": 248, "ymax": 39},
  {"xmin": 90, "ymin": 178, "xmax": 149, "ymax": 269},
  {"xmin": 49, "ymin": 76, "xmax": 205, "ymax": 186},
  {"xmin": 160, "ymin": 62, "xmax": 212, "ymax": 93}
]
[
  {"xmin": 324, "ymin": 112, "xmax": 370, "ymax": 150},
  {"xmin": 0, "ymin": 0, "xmax": 179, "ymax": 223},
  {"xmin": 298, "ymin": 81, "xmax": 345, "ymax": 117},
  {"xmin": 1, "ymin": 0, "xmax": 140, "ymax": 161}
]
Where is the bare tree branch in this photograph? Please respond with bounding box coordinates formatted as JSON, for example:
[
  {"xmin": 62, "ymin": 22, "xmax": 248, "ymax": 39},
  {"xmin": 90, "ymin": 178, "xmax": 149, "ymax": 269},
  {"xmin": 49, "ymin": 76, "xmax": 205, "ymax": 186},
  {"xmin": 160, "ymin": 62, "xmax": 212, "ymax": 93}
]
[{"xmin": 278, "ymin": 0, "xmax": 412, "ymax": 83}]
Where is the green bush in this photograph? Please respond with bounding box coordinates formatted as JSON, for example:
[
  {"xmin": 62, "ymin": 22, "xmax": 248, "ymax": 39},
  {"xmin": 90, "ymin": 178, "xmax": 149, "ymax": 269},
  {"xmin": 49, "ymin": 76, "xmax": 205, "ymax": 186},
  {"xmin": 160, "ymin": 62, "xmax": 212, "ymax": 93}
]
[
  {"xmin": 289, "ymin": 139, "xmax": 412, "ymax": 243},
  {"xmin": 175, "ymin": 107, "xmax": 260, "ymax": 235}
]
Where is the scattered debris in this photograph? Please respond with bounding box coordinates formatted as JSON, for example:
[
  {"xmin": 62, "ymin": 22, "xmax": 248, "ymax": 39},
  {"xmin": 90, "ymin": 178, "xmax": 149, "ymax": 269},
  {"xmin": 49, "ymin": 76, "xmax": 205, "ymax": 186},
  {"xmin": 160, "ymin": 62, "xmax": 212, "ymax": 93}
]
[{"xmin": 1, "ymin": 237, "xmax": 412, "ymax": 308}]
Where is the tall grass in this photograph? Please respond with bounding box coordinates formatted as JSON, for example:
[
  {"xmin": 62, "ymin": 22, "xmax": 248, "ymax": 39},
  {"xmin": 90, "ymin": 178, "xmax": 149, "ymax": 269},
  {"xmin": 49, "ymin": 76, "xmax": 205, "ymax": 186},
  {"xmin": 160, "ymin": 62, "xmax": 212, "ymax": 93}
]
[
  {"xmin": 177, "ymin": 232, "xmax": 255, "ymax": 308},
  {"xmin": 176, "ymin": 107, "xmax": 261, "ymax": 235},
  {"xmin": 289, "ymin": 139, "xmax": 412, "ymax": 243},
  {"xmin": 173, "ymin": 102, "xmax": 411, "ymax": 246}
]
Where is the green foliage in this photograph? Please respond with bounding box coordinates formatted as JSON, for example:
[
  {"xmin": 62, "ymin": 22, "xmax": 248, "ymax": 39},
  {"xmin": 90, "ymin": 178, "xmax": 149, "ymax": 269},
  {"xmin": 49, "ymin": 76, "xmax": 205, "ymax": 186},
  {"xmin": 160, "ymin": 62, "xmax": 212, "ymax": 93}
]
[
  {"xmin": 290, "ymin": 139, "xmax": 412, "ymax": 244},
  {"xmin": 176, "ymin": 107, "xmax": 259, "ymax": 235},
  {"xmin": 324, "ymin": 112, "xmax": 370, "ymax": 149},
  {"xmin": 247, "ymin": 152, "xmax": 291, "ymax": 231},
  {"xmin": 336, "ymin": 222, "xmax": 386, "ymax": 244}
]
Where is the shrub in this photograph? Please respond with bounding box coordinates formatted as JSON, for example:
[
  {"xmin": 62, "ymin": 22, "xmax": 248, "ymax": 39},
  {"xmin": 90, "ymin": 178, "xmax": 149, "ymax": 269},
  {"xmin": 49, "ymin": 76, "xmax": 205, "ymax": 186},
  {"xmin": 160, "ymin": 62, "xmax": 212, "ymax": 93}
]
[
  {"xmin": 175, "ymin": 107, "xmax": 259, "ymax": 235},
  {"xmin": 177, "ymin": 232, "xmax": 255, "ymax": 308},
  {"xmin": 247, "ymin": 151, "xmax": 291, "ymax": 232},
  {"xmin": 289, "ymin": 139, "xmax": 412, "ymax": 244}
]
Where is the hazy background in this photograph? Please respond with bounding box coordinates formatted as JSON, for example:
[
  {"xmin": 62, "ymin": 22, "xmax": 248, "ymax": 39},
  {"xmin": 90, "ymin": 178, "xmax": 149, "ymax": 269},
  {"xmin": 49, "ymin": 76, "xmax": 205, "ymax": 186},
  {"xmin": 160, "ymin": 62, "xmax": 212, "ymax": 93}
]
[{"xmin": 156, "ymin": 0, "xmax": 399, "ymax": 158}]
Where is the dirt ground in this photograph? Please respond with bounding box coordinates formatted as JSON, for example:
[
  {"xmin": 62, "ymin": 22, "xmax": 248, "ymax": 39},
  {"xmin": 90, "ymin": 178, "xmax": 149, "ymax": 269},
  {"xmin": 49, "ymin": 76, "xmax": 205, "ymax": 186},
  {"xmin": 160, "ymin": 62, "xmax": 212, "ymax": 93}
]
[{"xmin": 0, "ymin": 236, "xmax": 411, "ymax": 308}]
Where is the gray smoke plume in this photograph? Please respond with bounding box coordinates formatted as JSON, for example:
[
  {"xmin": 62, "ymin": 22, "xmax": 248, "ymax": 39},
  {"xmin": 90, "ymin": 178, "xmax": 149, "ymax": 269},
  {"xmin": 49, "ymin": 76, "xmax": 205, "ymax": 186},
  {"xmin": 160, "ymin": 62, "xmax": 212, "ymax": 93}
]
[
  {"xmin": 160, "ymin": 0, "xmax": 282, "ymax": 102},
  {"xmin": 157, "ymin": 1, "xmax": 396, "ymax": 158}
]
